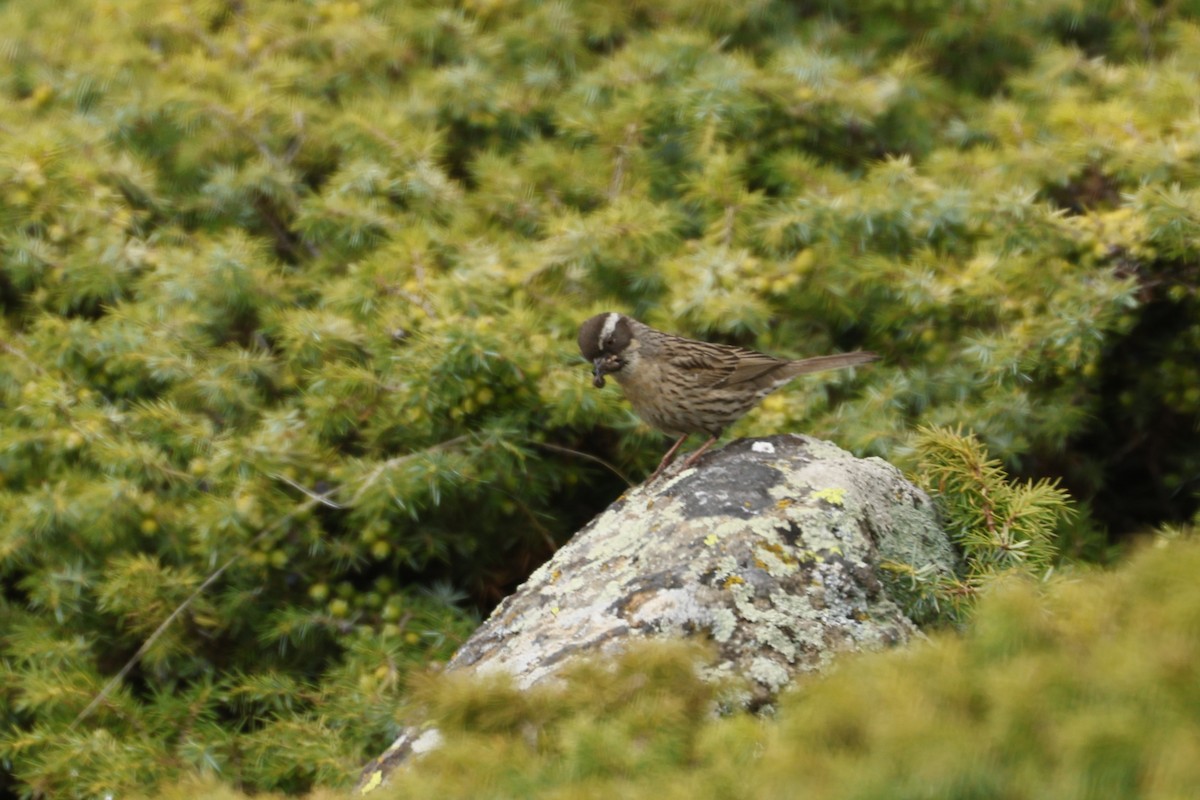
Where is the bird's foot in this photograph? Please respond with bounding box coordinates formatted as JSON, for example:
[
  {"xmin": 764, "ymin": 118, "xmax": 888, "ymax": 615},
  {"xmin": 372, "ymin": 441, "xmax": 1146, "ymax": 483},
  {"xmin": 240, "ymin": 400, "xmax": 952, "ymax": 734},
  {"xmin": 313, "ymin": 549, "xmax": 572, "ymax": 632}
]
[
  {"xmin": 646, "ymin": 434, "xmax": 690, "ymax": 484},
  {"xmin": 646, "ymin": 435, "xmax": 719, "ymax": 484},
  {"xmin": 678, "ymin": 435, "xmax": 719, "ymax": 471}
]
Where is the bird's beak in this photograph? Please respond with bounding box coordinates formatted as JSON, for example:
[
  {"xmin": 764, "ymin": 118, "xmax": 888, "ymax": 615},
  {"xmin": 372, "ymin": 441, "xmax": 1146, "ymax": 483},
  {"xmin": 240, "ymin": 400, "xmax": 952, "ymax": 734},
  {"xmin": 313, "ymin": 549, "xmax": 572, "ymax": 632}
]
[{"xmin": 592, "ymin": 358, "xmax": 607, "ymax": 388}]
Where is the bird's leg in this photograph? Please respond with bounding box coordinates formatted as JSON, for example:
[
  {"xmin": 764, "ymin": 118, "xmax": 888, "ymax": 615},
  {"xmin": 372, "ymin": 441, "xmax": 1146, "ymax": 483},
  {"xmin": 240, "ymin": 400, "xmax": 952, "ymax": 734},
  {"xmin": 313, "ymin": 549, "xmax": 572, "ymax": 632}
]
[
  {"xmin": 679, "ymin": 434, "xmax": 720, "ymax": 471},
  {"xmin": 648, "ymin": 434, "xmax": 690, "ymax": 483}
]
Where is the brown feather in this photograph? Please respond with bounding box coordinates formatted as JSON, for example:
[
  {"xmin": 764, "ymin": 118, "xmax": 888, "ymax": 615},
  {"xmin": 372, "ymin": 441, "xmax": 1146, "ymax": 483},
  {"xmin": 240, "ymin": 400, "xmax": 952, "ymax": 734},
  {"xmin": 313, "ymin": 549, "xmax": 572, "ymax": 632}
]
[
  {"xmin": 777, "ymin": 351, "xmax": 879, "ymax": 378},
  {"xmin": 713, "ymin": 351, "xmax": 792, "ymax": 387}
]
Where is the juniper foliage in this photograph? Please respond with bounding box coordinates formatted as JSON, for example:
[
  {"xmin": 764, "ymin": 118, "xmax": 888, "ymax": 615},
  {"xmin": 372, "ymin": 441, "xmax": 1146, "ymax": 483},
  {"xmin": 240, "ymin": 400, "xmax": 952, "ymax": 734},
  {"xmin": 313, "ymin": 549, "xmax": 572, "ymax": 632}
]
[
  {"xmin": 0, "ymin": 0, "xmax": 1198, "ymax": 796},
  {"xmin": 881, "ymin": 426, "xmax": 1074, "ymax": 624}
]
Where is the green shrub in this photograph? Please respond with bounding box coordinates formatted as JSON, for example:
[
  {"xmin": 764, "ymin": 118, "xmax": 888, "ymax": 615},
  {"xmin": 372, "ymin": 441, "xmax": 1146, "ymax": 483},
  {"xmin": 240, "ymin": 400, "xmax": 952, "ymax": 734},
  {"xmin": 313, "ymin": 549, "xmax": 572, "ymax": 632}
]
[{"xmin": 1, "ymin": 0, "xmax": 1199, "ymax": 796}]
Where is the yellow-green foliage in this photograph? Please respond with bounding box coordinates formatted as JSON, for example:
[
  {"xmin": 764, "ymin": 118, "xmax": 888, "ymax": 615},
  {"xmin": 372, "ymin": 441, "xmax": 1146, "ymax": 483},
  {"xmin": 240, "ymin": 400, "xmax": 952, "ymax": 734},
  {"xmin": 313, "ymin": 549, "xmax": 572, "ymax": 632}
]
[
  {"xmin": 2, "ymin": 0, "xmax": 1200, "ymax": 796},
  {"xmin": 914, "ymin": 426, "xmax": 1070, "ymax": 571},
  {"xmin": 887, "ymin": 426, "xmax": 1076, "ymax": 623}
]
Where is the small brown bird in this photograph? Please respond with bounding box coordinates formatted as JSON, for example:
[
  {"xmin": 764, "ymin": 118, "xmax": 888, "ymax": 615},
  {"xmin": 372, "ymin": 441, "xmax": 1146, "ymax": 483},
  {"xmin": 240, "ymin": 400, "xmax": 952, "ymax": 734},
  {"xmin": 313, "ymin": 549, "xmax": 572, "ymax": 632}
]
[{"xmin": 579, "ymin": 312, "xmax": 877, "ymax": 482}]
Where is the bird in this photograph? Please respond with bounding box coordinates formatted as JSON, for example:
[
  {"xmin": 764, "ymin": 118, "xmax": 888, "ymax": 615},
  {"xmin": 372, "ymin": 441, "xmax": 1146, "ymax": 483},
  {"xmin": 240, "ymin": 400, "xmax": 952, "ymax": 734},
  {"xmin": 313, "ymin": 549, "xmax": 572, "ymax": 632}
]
[{"xmin": 578, "ymin": 312, "xmax": 877, "ymax": 482}]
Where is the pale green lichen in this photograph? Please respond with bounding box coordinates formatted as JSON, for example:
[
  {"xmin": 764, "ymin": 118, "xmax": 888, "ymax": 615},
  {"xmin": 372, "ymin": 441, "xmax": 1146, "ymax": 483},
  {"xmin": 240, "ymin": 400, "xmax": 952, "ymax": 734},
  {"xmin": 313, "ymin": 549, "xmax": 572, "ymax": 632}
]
[
  {"xmin": 752, "ymin": 544, "xmax": 797, "ymax": 577},
  {"xmin": 711, "ymin": 607, "xmax": 738, "ymax": 642},
  {"xmin": 748, "ymin": 656, "xmax": 792, "ymax": 693},
  {"xmin": 795, "ymin": 437, "xmax": 853, "ymax": 460}
]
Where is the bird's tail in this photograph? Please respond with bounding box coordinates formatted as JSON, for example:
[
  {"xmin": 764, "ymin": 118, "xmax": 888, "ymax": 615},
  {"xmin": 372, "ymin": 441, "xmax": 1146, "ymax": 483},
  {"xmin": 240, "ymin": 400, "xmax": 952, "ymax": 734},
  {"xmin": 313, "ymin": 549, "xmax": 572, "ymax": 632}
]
[{"xmin": 783, "ymin": 351, "xmax": 878, "ymax": 377}]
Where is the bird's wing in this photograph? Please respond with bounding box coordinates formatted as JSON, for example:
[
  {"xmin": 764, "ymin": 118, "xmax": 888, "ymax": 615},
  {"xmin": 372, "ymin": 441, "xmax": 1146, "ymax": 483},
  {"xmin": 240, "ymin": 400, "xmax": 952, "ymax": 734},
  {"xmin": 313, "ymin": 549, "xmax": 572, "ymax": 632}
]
[
  {"xmin": 667, "ymin": 342, "xmax": 787, "ymax": 388},
  {"xmin": 713, "ymin": 349, "xmax": 790, "ymax": 386}
]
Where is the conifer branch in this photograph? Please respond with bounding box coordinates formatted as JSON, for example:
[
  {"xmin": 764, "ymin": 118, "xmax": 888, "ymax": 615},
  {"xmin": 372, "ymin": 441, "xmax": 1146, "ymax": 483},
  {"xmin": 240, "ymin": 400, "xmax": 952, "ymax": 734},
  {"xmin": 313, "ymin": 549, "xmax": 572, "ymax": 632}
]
[
  {"xmin": 74, "ymin": 436, "xmax": 472, "ymax": 729},
  {"xmin": 903, "ymin": 425, "xmax": 1075, "ymax": 622},
  {"xmin": 526, "ymin": 440, "xmax": 634, "ymax": 488},
  {"xmin": 607, "ymin": 123, "xmax": 640, "ymax": 201},
  {"xmin": 347, "ymin": 435, "xmax": 471, "ymax": 505},
  {"xmin": 71, "ymin": 499, "xmax": 318, "ymax": 729},
  {"xmin": 254, "ymin": 193, "xmax": 317, "ymax": 262},
  {"xmin": 397, "ymin": 257, "xmax": 438, "ymax": 319},
  {"xmin": 270, "ymin": 473, "xmax": 346, "ymax": 508},
  {"xmin": 1, "ymin": 339, "xmax": 46, "ymax": 375}
]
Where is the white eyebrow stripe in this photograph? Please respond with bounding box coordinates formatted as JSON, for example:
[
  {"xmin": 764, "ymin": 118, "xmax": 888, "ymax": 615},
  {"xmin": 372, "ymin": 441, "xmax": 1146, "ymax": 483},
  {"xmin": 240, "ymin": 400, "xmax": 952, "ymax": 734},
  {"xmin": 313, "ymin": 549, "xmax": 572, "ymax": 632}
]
[{"xmin": 597, "ymin": 312, "xmax": 620, "ymax": 348}]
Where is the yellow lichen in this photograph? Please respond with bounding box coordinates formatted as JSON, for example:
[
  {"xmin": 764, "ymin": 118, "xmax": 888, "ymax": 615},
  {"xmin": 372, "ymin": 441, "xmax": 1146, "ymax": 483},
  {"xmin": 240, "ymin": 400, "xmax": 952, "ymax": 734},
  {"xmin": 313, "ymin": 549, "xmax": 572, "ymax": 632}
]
[
  {"xmin": 359, "ymin": 769, "xmax": 383, "ymax": 795},
  {"xmin": 812, "ymin": 487, "xmax": 847, "ymax": 506}
]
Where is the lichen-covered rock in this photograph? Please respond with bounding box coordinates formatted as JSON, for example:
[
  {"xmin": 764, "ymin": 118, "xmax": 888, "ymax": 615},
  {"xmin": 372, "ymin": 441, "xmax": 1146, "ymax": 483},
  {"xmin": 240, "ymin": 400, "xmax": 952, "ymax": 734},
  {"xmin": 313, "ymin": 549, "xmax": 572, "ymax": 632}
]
[{"xmin": 358, "ymin": 434, "xmax": 957, "ymax": 792}]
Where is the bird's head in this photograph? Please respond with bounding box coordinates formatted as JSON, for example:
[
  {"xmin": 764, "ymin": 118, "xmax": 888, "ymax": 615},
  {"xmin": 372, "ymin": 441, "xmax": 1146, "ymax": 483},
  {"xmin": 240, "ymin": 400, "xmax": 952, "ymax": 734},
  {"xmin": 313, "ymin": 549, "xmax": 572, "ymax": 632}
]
[{"xmin": 578, "ymin": 312, "xmax": 634, "ymax": 388}]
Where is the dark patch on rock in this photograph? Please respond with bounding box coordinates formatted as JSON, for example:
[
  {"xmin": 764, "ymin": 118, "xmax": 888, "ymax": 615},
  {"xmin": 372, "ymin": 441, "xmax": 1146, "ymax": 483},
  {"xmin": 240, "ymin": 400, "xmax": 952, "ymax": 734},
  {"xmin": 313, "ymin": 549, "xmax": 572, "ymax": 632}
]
[
  {"xmin": 858, "ymin": 517, "xmax": 880, "ymax": 547},
  {"xmin": 722, "ymin": 434, "xmax": 814, "ymax": 461},
  {"xmin": 674, "ymin": 462, "xmax": 782, "ymax": 519},
  {"xmin": 779, "ymin": 520, "xmax": 804, "ymax": 547},
  {"xmin": 615, "ymin": 570, "xmax": 684, "ymax": 615},
  {"xmin": 828, "ymin": 554, "xmax": 882, "ymax": 598},
  {"xmin": 742, "ymin": 567, "xmax": 776, "ymax": 599}
]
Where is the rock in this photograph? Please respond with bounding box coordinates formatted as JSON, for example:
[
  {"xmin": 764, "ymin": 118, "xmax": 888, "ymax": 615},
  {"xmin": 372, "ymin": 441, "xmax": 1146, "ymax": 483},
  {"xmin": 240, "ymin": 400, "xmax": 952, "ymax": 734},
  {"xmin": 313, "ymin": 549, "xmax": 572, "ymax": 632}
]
[{"xmin": 357, "ymin": 434, "xmax": 958, "ymax": 793}]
